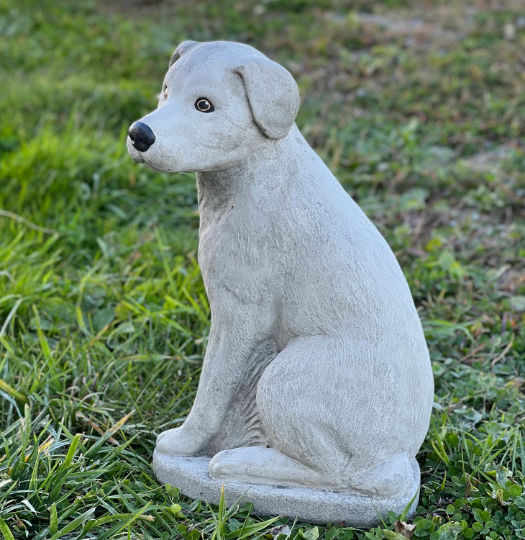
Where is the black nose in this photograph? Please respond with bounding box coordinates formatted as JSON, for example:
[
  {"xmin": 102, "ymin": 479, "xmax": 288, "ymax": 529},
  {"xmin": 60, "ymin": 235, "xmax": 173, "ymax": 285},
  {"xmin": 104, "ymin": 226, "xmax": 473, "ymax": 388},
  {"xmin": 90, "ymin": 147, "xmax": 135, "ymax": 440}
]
[{"xmin": 128, "ymin": 121, "xmax": 156, "ymax": 152}]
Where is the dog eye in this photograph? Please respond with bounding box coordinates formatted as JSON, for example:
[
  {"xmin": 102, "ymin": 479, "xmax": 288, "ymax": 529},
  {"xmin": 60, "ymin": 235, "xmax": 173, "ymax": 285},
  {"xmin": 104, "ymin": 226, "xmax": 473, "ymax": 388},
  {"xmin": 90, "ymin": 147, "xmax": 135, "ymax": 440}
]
[
  {"xmin": 195, "ymin": 98, "xmax": 214, "ymax": 113},
  {"xmin": 163, "ymin": 85, "xmax": 168, "ymax": 100}
]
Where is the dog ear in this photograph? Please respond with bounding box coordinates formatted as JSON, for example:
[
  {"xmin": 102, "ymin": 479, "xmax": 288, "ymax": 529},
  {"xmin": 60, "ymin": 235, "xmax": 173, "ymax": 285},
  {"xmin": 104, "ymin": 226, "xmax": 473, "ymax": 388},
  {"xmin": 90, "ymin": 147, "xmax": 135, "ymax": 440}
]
[
  {"xmin": 235, "ymin": 56, "xmax": 300, "ymax": 140},
  {"xmin": 169, "ymin": 41, "xmax": 199, "ymax": 68}
]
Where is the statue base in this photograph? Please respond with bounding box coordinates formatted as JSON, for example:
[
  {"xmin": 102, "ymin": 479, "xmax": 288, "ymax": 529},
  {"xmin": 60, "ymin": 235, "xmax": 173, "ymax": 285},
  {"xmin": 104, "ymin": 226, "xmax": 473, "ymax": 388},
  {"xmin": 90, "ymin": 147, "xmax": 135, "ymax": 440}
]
[{"xmin": 153, "ymin": 451, "xmax": 420, "ymax": 527}]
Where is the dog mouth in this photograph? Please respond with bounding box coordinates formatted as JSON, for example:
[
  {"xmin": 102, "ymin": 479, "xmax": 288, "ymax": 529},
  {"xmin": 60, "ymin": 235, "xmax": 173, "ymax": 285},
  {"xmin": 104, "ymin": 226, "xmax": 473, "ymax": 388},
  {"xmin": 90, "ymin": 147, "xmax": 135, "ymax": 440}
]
[
  {"xmin": 127, "ymin": 137, "xmax": 145, "ymax": 163},
  {"xmin": 127, "ymin": 137, "xmax": 177, "ymax": 173},
  {"xmin": 141, "ymin": 155, "xmax": 167, "ymax": 172},
  {"xmin": 141, "ymin": 154, "xmax": 173, "ymax": 173},
  {"xmin": 128, "ymin": 139, "xmax": 162, "ymax": 171}
]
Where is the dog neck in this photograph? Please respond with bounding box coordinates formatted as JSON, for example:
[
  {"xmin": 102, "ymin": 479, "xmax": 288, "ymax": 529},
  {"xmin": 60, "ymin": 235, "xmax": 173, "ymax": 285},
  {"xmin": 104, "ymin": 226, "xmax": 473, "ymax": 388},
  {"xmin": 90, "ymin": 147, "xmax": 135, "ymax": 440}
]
[
  {"xmin": 195, "ymin": 162, "xmax": 249, "ymax": 212},
  {"xmin": 195, "ymin": 125, "xmax": 305, "ymax": 215}
]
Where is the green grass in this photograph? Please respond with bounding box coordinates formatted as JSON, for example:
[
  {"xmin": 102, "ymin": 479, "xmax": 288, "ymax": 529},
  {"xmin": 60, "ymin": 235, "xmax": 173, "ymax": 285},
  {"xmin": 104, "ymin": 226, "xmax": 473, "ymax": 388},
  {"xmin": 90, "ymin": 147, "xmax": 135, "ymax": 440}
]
[{"xmin": 1, "ymin": 0, "xmax": 525, "ymax": 538}]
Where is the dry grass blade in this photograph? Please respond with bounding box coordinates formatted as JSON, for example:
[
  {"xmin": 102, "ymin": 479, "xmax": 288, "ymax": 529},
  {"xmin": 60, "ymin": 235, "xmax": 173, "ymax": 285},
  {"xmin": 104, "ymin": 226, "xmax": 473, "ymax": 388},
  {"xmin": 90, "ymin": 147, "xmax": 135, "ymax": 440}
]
[
  {"xmin": 75, "ymin": 411, "xmax": 119, "ymax": 445},
  {"xmin": 491, "ymin": 335, "xmax": 515, "ymax": 370},
  {"xmin": 107, "ymin": 409, "xmax": 135, "ymax": 439}
]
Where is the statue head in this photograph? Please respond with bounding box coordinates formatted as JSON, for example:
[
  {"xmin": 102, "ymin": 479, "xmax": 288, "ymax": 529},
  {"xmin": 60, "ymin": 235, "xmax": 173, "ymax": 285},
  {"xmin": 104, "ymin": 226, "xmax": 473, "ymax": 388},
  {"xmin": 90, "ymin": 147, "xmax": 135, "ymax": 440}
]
[{"xmin": 127, "ymin": 41, "xmax": 300, "ymax": 173}]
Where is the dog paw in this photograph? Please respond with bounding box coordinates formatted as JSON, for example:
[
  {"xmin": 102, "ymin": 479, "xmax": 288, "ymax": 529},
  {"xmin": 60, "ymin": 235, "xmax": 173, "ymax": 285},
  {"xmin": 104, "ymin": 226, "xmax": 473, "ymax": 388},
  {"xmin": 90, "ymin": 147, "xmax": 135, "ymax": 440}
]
[{"xmin": 155, "ymin": 427, "xmax": 204, "ymax": 456}]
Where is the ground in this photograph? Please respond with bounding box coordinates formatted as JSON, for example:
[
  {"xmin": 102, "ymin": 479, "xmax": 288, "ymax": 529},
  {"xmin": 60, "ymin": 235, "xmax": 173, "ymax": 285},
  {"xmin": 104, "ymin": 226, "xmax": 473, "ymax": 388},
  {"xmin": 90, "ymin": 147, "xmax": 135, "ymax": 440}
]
[{"xmin": 1, "ymin": 0, "xmax": 525, "ymax": 538}]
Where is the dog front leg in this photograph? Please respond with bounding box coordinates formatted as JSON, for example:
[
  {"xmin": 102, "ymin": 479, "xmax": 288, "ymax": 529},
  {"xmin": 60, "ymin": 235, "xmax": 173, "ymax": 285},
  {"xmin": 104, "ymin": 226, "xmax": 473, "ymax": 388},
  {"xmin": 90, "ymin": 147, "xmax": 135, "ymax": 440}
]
[{"xmin": 156, "ymin": 304, "xmax": 273, "ymax": 456}]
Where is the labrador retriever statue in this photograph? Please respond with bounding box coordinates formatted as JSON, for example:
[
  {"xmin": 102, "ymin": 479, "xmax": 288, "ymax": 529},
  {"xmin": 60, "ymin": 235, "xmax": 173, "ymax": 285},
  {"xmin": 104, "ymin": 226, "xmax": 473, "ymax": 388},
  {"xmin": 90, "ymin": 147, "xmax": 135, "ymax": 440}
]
[{"xmin": 127, "ymin": 40, "xmax": 434, "ymax": 524}]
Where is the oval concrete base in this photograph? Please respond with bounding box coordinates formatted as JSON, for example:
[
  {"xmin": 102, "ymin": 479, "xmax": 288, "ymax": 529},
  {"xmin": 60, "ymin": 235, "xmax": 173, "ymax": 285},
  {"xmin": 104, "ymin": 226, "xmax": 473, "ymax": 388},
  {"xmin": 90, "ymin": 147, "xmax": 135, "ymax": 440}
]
[{"xmin": 153, "ymin": 450, "xmax": 420, "ymax": 527}]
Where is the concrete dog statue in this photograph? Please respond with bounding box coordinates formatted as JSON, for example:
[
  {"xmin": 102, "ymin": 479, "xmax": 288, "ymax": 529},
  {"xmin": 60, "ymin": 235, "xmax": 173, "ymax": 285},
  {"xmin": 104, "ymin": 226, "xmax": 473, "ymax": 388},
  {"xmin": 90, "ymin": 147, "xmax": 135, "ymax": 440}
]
[{"xmin": 128, "ymin": 40, "xmax": 434, "ymax": 522}]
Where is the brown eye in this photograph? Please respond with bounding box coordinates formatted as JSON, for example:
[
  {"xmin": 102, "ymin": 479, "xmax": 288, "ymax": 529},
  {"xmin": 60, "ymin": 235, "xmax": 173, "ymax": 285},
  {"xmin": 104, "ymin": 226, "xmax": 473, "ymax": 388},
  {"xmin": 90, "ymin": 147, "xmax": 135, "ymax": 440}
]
[
  {"xmin": 195, "ymin": 98, "xmax": 214, "ymax": 113},
  {"xmin": 163, "ymin": 85, "xmax": 168, "ymax": 100}
]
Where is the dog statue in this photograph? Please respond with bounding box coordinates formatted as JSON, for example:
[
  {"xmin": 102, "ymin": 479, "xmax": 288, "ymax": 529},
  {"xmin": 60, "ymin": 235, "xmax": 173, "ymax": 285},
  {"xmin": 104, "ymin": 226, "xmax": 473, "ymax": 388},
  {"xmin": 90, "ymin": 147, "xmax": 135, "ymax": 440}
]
[{"xmin": 127, "ymin": 40, "xmax": 434, "ymax": 525}]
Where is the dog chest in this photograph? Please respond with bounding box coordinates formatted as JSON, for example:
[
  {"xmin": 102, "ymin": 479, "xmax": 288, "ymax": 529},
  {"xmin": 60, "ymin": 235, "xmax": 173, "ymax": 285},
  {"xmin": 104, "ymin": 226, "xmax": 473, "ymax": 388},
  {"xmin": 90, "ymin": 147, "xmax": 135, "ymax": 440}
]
[{"xmin": 198, "ymin": 208, "xmax": 283, "ymax": 307}]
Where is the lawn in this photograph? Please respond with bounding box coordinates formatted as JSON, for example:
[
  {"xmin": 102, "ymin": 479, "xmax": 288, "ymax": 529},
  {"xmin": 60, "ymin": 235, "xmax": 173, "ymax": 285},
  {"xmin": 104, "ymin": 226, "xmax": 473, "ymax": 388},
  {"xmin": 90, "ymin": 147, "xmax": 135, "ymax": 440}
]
[{"xmin": 1, "ymin": 0, "xmax": 525, "ymax": 538}]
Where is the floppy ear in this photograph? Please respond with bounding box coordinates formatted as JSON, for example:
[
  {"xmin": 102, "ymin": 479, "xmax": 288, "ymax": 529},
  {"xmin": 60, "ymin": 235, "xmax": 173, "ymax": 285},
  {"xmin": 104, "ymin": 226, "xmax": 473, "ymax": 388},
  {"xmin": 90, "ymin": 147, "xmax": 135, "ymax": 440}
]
[
  {"xmin": 235, "ymin": 56, "xmax": 300, "ymax": 139},
  {"xmin": 169, "ymin": 40, "xmax": 199, "ymax": 68}
]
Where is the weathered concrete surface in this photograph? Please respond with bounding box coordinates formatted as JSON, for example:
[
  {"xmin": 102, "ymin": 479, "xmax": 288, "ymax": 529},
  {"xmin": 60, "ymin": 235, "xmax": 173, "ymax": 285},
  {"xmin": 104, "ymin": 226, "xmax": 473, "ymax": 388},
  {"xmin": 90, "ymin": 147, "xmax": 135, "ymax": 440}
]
[
  {"xmin": 153, "ymin": 451, "xmax": 420, "ymax": 526},
  {"xmin": 128, "ymin": 40, "xmax": 434, "ymax": 525}
]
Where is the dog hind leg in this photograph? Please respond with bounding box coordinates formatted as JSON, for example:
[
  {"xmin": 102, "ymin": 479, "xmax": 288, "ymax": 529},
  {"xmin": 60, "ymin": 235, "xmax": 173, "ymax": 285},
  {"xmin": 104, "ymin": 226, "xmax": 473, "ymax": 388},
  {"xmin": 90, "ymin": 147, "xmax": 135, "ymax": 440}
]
[
  {"xmin": 208, "ymin": 445, "xmax": 324, "ymax": 487},
  {"xmin": 209, "ymin": 336, "xmax": 419, "ymax": 497}
]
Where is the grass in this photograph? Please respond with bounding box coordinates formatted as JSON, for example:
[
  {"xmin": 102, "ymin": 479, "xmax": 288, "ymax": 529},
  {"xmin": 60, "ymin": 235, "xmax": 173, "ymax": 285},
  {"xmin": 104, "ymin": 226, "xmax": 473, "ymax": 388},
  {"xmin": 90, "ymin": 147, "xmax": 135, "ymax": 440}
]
[{"xmin": 1, "ymin": 0, "xmax": 525, "ymax": 538}]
